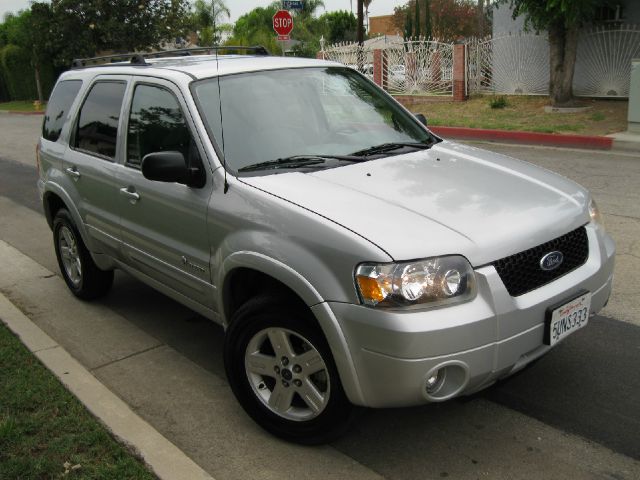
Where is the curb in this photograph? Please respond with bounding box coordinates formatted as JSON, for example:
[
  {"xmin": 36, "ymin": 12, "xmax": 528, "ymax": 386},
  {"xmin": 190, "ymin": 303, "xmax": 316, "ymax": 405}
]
[
  {"xmin": 0, "ymin": 292, "xmax": 215, "ymax": 480},
  {"xmin": 430, "ymin": 126, "xmax": 614, "ymax": 150}
]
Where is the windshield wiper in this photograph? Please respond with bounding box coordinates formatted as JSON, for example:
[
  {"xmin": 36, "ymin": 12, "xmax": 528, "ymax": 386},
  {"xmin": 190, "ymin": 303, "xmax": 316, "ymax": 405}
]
[
  {"xmin": 350, "ymin": 141, "xmax": 433, "ymax": 157},
  {"xmin": 238, "ymin": 154, "xmax": 365, "ymax": 172}
]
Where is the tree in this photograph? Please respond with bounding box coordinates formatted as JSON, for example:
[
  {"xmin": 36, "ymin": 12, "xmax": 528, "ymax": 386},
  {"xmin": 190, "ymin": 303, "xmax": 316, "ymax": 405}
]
[
  {"xmin": 415, "ymin": 0, "xmax": 421, "ymax": 38},
  {"xmin": 424, "ymin": 0, "xmax": 432, "ymax": 39},
  {"xmin": 0, "ymin": 5, "xmax": 55, "ymax": 102},
  {"xmin": 319, "ymin": 10, "xmax": 357, "ymax": 43},
  {"xmin": 49, "ymin": 0, "xmax": 190, "ymax": 64},
  {"xmin": 227, "ymin": 4, "xmax": 280, "ymax": 54},
  {"xmin": 503, "ymin": 0, "xmax": 611, "ymax": 106},
  {"xmin": 393, "ymin": 0, "xmax": 478, "ymax": 41},
  {"xmin": 189, "ymin": 0, "xmax": 231, "ymax": 45}
]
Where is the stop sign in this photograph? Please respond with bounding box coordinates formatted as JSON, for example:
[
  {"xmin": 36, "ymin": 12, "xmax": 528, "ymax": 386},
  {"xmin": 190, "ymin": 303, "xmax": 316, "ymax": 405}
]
[{"xmin": 273, "ymin": 10, "xmax": 294, "ymax": 37}]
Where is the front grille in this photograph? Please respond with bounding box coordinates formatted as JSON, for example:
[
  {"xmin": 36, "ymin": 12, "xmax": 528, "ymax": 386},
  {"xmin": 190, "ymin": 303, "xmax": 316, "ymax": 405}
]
[{"xmin": 492, "ymin": 226, "xmax": 589, "ymax": 297}]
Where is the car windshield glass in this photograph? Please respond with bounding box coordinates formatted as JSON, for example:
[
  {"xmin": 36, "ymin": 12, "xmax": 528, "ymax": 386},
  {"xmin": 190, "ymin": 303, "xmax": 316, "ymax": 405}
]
[{"xmin": 193, "ymin": 67, "xmax": 437, "ymax": 174}]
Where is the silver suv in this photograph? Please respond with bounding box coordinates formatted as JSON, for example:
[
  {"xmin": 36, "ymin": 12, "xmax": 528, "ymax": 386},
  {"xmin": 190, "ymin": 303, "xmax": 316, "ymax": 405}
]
[{"xmin": 37, "ymin": 48, "xmax": 615, "ymax": 444}]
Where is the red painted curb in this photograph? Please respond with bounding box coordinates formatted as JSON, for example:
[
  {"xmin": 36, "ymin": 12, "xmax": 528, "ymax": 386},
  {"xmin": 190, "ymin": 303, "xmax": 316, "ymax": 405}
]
[
  {"xmin": 430, "ymin": 126, "xmax": 613, "ymax": 150},
  {"xmin": 7, "ymin": 110, "xmax": 45, "ymax": 116}
]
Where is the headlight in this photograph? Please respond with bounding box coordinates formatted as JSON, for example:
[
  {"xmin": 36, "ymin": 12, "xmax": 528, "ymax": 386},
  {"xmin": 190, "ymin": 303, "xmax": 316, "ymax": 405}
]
[
  {"xmin": 355, "ymin": 255, "xmax": 476, "ymax": 308},
  {"xmin": 589, "ymin": 198, "xmax": 604, "ymax": 229}
]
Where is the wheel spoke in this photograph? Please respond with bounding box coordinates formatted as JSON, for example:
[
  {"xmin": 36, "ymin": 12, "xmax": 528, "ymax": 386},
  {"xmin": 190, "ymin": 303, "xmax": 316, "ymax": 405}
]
[
  {"xmin": 297, "ymin": 378, "xmax": 325, "ymax": 413},
  {"xmin": 246, "ymin": 351, "xmax": 277, "ymax": 377},
  {"xmin": 60, "ymin": 245, "xmax": 72, "ymax": 261},
  {"xmin": 62, "ymin": 228, "xmax": 75, "ymax": 249},
  {"xmin": 295, "ymin": 349, "xmax": 325, "ymax": 375},
  {"xmin": 267, "ymin": 329, "xmax": 295, "ymax": 358},
  {"xmin": 268, "ymin": 382, "xmax": 294, "ymax": 414}
]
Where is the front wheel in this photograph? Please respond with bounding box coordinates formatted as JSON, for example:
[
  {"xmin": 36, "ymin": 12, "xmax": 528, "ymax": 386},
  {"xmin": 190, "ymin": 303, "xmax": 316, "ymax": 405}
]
[{"xmin": 224, "ymin": 295, "xmax": 356, "ymax": 444}]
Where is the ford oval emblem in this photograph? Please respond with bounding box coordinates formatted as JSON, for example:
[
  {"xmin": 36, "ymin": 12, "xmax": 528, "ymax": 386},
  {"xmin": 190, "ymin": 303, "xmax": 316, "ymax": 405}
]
[{"xmin": 540, "ymin": 251, "xmax": 564, "ymax": 271}]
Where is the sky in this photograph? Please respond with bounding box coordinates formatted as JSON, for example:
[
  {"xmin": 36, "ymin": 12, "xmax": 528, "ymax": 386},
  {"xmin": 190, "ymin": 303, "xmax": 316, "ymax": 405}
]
[{"xmin": 0, "ymin": 1, "xmax": 401, "ymax": 23}]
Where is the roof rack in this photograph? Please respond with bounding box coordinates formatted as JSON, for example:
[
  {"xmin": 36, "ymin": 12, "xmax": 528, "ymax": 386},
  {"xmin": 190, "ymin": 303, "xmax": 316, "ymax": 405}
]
[{"xmin": 71, "ymin": 46, "xmax": 269, "ymax": 69}]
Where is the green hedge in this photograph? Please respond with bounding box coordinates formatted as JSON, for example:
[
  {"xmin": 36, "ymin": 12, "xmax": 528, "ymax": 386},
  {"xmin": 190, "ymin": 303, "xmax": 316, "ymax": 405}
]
[
  {"xmin": 0, "ymin": 53, "xmax": 9, "ymax": 102},
  {"xmin": 0, "ymin": 44, "xmax": 55, "ymax": 101}
]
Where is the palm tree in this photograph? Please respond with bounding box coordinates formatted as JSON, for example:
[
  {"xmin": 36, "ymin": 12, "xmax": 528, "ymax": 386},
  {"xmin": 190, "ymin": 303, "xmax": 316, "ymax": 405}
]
[
  {"xmin": 193, "ymin": 0, "xmax": 230, "ymax": 45},
  {"xmin": 300, "ymin": 0, "xmax": 325, "ymax": 18}
]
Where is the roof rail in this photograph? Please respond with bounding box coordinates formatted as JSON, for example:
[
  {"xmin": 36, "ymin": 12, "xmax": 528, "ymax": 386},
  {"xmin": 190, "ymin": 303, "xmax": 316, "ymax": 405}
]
[{"xmin": 71, "ymin": 46, "xmax": 269, "ymax": 69}]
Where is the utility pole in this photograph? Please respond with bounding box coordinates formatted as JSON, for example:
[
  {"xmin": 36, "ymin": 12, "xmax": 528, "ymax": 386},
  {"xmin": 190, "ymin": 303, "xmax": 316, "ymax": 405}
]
[
  {"xmin": 357, "ymin": 0, "xmax": 364, "ymax": 71},
  {"xmin": 212, "ymin": 1, "xmax": 217, "ymax": 45}
]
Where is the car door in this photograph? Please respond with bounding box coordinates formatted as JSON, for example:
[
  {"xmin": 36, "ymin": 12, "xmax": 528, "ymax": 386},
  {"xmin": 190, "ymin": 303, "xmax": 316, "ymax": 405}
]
[
  {"xmin": 116, "ymin": 77, "xmax": 215, "ymax": 310},
  {"xmin": 64, "ymin": 76, "xmax": 130, "ymax": 258}
]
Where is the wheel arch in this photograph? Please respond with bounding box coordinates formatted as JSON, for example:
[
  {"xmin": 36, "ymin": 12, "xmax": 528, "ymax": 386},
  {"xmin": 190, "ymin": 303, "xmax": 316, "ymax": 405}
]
[
  {"xmin": 42, "ymin": 185, "xmax": 91, "ymax": 248},
  {"xmin": 219, "ymin": 252, "xmax": 366, "ymax": 405}
]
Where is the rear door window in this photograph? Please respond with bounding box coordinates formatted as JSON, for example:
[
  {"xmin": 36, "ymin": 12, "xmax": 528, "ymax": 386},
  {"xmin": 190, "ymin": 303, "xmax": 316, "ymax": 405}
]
[
  {"xmin": 42, "ymin": 80, "xmax": 82, "ymax": 142},
  {"xmin": 74, "ymin": 81, "xmax": 127, "ymax": 160}
]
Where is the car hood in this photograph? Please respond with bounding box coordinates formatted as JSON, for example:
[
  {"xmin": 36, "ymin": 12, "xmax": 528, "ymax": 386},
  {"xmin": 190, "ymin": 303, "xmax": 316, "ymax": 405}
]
[{"xmin": 239, "ymin": 141, "xmax": 590, "ymax": 266}]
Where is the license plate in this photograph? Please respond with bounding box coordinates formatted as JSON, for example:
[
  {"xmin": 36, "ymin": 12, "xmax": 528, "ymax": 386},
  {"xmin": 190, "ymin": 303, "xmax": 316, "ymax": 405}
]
[{"xmin": 544, "ymin": 291, "xmax": 591, "ymax": 346}]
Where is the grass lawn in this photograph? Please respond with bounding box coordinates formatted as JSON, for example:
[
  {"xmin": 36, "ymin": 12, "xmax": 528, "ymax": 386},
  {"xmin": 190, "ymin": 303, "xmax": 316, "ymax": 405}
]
[
  {"xmin": 406, "ymin": 96, "xmax": 628, "ymax": 136},
  {"xmin": 0, "ymin": 322, "xmax": 156, "ymax": 480},
  {"xmin": 0, "ymin": 101, "xmax": 46, "ymax": 113}
]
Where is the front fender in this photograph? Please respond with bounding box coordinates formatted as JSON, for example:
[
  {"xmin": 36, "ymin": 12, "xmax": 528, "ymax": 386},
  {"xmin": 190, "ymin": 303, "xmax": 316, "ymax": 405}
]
[{"xmin": 218, "ymin": 251, "xmax": 366, "ymax": 405}]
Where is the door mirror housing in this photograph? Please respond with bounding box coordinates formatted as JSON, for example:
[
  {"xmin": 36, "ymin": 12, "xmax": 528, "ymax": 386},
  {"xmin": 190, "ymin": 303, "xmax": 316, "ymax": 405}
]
[
  {"xmin": 141, "ymin": 151, "xmax": 204, "ymax": 188},
  {"xmin": 414, "ymin": 113, "xmax": 428, "ymax": 126}
]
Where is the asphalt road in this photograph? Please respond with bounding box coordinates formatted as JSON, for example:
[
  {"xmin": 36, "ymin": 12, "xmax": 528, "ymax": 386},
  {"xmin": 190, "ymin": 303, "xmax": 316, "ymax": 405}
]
[{"xmin": 1, "ymin": 114, "xmax": 639, "ymax": 479}]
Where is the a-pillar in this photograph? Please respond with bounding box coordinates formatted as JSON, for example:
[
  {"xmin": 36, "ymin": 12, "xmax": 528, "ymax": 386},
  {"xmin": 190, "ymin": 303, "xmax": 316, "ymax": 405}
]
[{"xmin": 453, "ymin": 42, "xmax": 467, "ymax": 102}]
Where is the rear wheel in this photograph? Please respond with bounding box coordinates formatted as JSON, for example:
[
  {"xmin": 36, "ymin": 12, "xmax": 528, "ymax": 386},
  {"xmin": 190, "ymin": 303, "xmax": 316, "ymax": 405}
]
[
  {"xmin": 53, "ymin": 209, "xmax": 113, "ymax": 300},
  {"xmin": 224, "ymin": 295, "xmax": 355, "ymax": 444}
]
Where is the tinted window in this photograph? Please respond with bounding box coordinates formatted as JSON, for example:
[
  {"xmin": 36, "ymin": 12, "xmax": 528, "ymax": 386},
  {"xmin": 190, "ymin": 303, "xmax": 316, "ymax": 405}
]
[
  {"xmin": 42, "ymin": 80, "xmax": 82, "ymax": 142},
  {"xmin": 75, "ymin": 81, "xmax": 126, "ymax": 160},
  {"xmin": 127, "ymin": 84, "xmax": 191, "ymax": 168}
]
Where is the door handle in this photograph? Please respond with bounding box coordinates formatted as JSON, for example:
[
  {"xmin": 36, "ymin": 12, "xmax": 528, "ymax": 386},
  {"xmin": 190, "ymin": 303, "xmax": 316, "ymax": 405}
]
[
  {"xmin": 119, "ymin": 187, "xmax": 140, "ymax": 203},
  {"xmin": 65, "ymin": 167, "xmax": 81, "ymax": 179}
]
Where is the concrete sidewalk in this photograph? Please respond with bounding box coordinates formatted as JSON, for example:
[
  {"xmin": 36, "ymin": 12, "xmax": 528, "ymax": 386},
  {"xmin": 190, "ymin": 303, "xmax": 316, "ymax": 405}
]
[{"xmin": 0, "ymin": 291, "xmax": 214, "ymax": 480}]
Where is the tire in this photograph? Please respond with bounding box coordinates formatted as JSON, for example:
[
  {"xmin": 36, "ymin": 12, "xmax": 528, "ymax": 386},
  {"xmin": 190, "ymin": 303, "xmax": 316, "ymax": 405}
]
[
  {"xmin": 224, "ymin": 295, "xmax": 356, "ymax": 444},
  {"xmin": 53, "ymin": 208, "xmax": 114, "ymax": 300}
]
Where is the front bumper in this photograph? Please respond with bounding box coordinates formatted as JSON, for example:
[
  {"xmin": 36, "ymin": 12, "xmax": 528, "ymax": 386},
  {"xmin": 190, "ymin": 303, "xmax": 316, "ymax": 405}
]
[{"xmin": 326, "ymin": 224, "xmax": 615, "ymax": 408}]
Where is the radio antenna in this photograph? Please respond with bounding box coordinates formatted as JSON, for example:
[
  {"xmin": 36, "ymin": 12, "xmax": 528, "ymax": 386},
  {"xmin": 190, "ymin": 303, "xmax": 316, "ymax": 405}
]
[{"xmin": 215, "ymin": 47, "xmax": 229, "ymax": 193}]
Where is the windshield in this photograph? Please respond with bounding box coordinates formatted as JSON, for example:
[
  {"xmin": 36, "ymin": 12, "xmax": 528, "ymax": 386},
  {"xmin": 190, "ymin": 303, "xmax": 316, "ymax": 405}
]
[{"xmin": 193, "ymin": 66, "xmax": 437, "ymax": 174}]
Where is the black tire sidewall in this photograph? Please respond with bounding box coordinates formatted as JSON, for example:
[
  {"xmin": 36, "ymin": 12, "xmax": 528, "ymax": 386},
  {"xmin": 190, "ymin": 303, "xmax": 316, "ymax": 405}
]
[
  {"xmin": 52, "ymin": 208, "xmax": 113, "ymax": 299},
  {"xmin": 53, "ymin": 209, "xmax": 87, "ymax": 295},
  {"xmin": 224, "ymin": 297, "xmax": 354, "ymax": 444}
]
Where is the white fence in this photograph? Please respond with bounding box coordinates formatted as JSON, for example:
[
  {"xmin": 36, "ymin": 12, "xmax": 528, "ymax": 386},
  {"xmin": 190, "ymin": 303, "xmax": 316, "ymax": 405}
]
[
  {"xmin": 383, "ymin": 41, "xmax": 454, "ymax": 96},
  {"xmin": 322, "ymin": 25, "xmax": 640, "ymax": 99}
]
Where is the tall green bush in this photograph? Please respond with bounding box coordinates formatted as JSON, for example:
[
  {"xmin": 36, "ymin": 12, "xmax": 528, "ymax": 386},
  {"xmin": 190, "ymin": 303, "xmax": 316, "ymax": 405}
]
[
  {"xmin": 0, "ymin": 58, "xmax": 9, "ymax": 102},
  {"xmin": 0, "ymin": 44, "xmax": 55, "ymax": 101}
]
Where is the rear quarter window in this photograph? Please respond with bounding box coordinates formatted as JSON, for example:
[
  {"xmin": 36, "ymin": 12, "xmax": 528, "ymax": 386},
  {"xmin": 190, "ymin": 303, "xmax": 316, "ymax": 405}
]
[{"xmin": 42, "ymin": 80, "xmax": 82, "ymax": 142}]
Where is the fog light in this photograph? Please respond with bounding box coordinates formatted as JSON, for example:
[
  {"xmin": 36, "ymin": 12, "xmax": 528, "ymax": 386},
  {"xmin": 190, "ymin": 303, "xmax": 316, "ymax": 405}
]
[{"xmin": 425, "ymin": 369, "xmax": 444, "ymax": 394}]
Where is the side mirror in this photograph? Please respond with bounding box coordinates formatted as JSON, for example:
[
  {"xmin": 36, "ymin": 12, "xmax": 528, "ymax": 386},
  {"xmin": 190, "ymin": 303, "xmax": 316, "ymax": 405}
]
[
  {"xmin": 141, "ymin": 151, "xmax": 204, "ymax": 188},
  {"xmin": 414, "ymin": 113, "xmax": 428, "ymax": 126}
]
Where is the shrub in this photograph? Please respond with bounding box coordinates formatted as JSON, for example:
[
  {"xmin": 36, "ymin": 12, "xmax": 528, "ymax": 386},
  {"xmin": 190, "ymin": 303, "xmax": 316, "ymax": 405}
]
[
  {"xmin": 0, "ymin": 44, "xmax": 56, "ymax": 101},
  {"xmin": 489, "ymin": 96, "xmax": 508, "ymax": 109}
]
